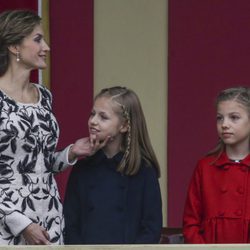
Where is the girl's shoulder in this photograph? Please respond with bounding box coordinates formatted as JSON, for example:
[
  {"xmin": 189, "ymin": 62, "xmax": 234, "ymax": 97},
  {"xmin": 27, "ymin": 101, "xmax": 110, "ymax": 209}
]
[
  {"xmin": 74, "ymin": 157, "xmax": 95, "ymax": 171},
  {"xmin": 137, "ymin": 160, "xmax": 159, "ymax": 178},
  {"xmin": 197, "ymin": 154, "xmax": 217, "ymax": 165},
  {"xmin": 69, "ymin": 159, "xmax": 91, "ymax": 181},
  {"xmin": 73, "ymin": 151, "xmax": 104, "ymax": 172},
  {"xmin": 194, "ymin": 154, "xmax": 220, "ymax": 174}
]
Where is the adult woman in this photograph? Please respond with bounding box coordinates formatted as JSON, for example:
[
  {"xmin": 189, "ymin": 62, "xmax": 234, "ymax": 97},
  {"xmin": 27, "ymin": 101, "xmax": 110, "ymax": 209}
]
[{"xmin": 0, "ymin": 9, "xmax": 104, "ymax": 245}]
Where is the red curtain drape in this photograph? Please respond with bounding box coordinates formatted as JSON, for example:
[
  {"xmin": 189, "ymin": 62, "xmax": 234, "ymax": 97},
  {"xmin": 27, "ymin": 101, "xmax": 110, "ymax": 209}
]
[
  {"xmin": 0, "ymin": 0, "xmax": 37, "ymax": 9},
  {"xmin": 50, "ymin": 0, "xmax": 94, "ymax": 201}
]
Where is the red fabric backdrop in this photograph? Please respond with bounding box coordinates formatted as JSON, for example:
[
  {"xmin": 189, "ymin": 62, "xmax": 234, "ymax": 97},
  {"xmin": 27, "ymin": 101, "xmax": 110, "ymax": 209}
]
[
  {"xmin": 168, "ymin": 0, "xmax": 250, "ymax": 227},
  {"xmin": 49, "ymin": 0, "xmax": 94, "ymax": 201}
]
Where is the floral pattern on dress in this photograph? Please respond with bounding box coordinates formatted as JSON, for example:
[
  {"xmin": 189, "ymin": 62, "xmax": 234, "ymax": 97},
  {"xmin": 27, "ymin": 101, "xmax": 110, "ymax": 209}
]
[{"xmin": 0, "ymin": 84, "xmax": 68, "ymax": 245}]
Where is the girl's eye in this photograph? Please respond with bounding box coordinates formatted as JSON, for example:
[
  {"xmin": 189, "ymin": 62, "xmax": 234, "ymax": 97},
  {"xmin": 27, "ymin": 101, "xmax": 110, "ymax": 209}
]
[
  {"xmin": 216, "ymin": 116, "xmax": 223, "ymax": 122},
  {"xmin": 230, "ymin": 115, "xmax": 240, "ymax": 120},
  {"xmin": 100, "ymin": 115, "xmax": 108, "ymax": 120},
  {"xmin": 89, "ymin": 111, "xmax": 95, "ymax": 117}
]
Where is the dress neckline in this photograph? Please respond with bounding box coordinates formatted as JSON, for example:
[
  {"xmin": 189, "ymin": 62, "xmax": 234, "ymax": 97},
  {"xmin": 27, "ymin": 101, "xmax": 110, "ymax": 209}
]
[{"xmin": 0, "ymin": 83, "xmax": 41, "ymax": 106}]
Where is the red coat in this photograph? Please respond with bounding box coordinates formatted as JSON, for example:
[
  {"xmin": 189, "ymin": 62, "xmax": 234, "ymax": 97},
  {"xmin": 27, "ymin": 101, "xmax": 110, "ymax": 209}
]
[{"xmin": 183, "ymin": 152, "xmax": 250, "ymax": 243}]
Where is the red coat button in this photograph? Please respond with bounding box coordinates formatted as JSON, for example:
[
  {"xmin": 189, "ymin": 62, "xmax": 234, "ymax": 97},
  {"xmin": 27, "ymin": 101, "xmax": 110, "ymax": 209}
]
[
  {"xmin": 237, "ymin": 187, "xmax": 244, "ymax": 194},
  {"xmin": 240, "ymin": 166, "xmax": 247, "ymax": 172},
  {"xmin": 218, "ymin": 211, "xmax": 225, "ymax": 216},
  {"xmin": 235, "ymin": 209, "xmax": 242, "ymax": 216}
]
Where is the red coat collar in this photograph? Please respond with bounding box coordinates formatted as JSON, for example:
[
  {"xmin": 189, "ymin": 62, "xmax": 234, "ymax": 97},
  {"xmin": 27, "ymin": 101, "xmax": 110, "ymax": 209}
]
[{"xmin": 213, "ymin": 151, "xmax": 250, "ymax": 169}]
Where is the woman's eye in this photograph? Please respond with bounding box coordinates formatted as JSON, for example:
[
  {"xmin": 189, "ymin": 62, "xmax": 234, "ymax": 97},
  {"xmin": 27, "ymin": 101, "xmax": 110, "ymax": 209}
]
[
  {"xmin": 34, "ymin": 38, "xmax": 41, "ymax": 43},
  {"xmin": 34, "ymin": 35, "xmax": 42, "ymax": 43}
]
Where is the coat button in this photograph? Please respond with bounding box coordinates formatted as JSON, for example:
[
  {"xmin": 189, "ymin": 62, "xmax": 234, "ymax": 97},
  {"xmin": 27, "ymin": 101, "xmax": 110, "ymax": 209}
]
[
  {"xmin": 88, "ymin": 206, "xmax": 95, "ymax": 212},
  {"xmin": 218, "ymin": 211, "xmax": 225, "ymax": 217},
  {"xmin": 220, "ymin": 187, "xmax": 227, "ymax": 193},
  {"xmin": 240, "ymin": 166, "xmax": 247, "ymax": 172},
  {"xmin": 237, "ymin": 186, "xmax": 244, "ymax": 194},
  {"xmin": 88, "ymin": 184, "xmax": 96, "ymax": 189},
  {"xmin": 235, "ymin": 209, "xmax": 242, "ymax": 216},
  {"xmin": 116, "ymin": 206, "xmax": 124, "ymax": 212}
]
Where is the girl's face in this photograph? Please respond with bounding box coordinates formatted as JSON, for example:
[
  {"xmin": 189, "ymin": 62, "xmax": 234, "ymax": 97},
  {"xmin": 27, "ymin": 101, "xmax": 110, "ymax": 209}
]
[
  {"xmin": 15, "ymin": 24, "xmax": 50, "ymax": 70},
  {"xmin": 88, "ymin": 96, "xmax": 127, "ymax": 151},
  {"xmin": 217, "ymin": 100, "xmax": 250, "ymax": 149}
]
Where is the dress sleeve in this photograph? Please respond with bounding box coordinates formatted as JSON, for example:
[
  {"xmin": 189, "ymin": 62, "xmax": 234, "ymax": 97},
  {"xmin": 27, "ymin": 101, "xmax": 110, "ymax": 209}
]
[
  {"xmin": 52, "ymin": 145, "xmax": 77, "ymax": 172},
  {"xmin": 0, "ymin": 191, "xmax": 32, "ymax": 236},
  {"xmin": 63, "ymin": 165, "xmax": 82, "ymax": 244},
  {"xmin": 135, "ymin": 166, "xmax": 162, "ymax": 243},
  {"xmin": 183, "ymin": 162, "xmax": 205, "ymax": 243}
]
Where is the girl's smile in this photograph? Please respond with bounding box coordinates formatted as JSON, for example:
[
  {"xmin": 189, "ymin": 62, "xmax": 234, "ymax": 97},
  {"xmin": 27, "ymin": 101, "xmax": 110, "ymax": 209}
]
[{"xmin": 88, "ymin": 96, "xmax": 127, "ymax": 157}]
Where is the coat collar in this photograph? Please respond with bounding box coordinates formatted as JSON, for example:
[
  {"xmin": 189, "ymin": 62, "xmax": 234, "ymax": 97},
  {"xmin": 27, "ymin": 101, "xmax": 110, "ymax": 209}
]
[
  {"xmin": 86, "ymin": 149, "xmax": 124, "ymax": 166},
  {"xmin": 213, "ymin": 151, "xmax": 250, "ymax": 169}
]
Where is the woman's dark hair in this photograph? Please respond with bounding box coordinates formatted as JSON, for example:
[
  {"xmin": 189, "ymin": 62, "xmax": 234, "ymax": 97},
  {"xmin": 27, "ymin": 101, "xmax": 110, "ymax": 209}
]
[{"xmin": 0, "ymin": 9, "xmax": 41, "ymax": 76}]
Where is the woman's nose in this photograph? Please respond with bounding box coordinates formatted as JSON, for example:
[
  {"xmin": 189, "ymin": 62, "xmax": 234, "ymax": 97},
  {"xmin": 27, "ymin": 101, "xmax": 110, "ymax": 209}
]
[{"xmin": 43, "ymin": 40, "xmax": 50, "ymax": 51}]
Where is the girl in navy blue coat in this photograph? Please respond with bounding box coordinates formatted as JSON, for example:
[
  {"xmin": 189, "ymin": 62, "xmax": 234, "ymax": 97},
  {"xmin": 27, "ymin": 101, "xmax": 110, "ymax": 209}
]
[{"xmin": 64, "ymin": 86, "xmax": 162, "ymax": 244}]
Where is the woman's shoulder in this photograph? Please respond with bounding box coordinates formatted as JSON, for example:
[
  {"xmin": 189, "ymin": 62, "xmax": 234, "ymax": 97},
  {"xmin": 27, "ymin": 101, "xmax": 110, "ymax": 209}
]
[
  {"xmin": 34, "ymin": 83, "xmax": 52, "ymax": 101},
  {"xmin": 33, "ymin": 83, "xmax": 49, "ymax": 91}
]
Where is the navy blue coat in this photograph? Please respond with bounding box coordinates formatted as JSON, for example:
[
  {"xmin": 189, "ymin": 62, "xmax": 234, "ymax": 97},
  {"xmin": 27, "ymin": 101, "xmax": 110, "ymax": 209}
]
[{"xmin": 64, "ymin": 150, "xmax": 162, "ymax": 244}]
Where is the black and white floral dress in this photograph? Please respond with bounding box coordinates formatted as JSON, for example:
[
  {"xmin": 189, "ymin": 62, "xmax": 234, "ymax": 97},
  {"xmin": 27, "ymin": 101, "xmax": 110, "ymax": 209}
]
[{"xmin": 0, "ymin": 83, "xmax": 72, "ymax": 245}]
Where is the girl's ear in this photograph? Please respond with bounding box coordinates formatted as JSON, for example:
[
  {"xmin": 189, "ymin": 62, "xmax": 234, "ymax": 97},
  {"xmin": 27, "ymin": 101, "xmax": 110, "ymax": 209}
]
[{"xmin": 120, "ymin": 121, "xmax": 128, "ymax": 133}]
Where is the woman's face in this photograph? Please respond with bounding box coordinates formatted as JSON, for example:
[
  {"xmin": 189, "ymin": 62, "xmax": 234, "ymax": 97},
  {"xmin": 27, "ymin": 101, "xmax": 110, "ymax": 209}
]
[{"xmin": 16, "ymin": 24, "xmax": 50, "ymax": 70}]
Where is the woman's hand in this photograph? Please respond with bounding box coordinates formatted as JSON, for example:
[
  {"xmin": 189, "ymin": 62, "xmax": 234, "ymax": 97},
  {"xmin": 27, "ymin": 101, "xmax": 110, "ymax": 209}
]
[
  {"xmin": 22, "ymin": 223, "xmax": 50, "ymax": 245},
  {"xmin": 68, "ymin": 135, "xmax": 110, "ymax": 162}
]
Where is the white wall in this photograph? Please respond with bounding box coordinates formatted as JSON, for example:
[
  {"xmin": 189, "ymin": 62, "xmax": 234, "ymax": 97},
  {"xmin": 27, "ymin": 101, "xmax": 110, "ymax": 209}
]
[{"xmin": 94, "ymin": 0, "xmax": 168, "ymax": 226}]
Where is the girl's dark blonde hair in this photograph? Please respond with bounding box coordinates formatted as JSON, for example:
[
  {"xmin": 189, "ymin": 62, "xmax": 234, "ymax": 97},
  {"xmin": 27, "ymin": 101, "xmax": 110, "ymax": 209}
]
[
  {"xmin": 207, "ymin": 86, "xmax": 250, "ymax": 157},
  {"xmin": 95, "ymin": 86, "xmax": 161, "ymax": 177},
  {"xmin": 0, "ymin": 9, "xmax": 41, "ymax": 76}
]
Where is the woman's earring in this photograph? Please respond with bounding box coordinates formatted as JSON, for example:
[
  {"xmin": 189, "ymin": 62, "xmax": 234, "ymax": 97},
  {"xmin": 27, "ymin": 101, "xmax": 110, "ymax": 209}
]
[{"xmin": 16, "ymin": 51, "xmax": 20, "ymax": 62}]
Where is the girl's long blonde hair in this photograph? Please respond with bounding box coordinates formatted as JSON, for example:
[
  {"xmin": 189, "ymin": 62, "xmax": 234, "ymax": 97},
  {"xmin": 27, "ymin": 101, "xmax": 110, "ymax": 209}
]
[{"xmin": 95, "ymin": 86, "xmax": 161, "ymax": 177}]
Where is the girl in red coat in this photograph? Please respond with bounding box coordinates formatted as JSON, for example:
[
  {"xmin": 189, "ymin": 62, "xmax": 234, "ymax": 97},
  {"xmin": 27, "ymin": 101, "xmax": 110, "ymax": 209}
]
[{"xmin": 183, "ymin": 86, "xmax": 250, "ymax": 243}]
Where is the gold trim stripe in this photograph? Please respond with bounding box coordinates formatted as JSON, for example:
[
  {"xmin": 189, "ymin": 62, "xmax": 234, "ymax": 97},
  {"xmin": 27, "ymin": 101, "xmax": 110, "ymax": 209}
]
[{"xmin": 41, "ymin": 0, "xmax": 50, "ymax": 89}]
